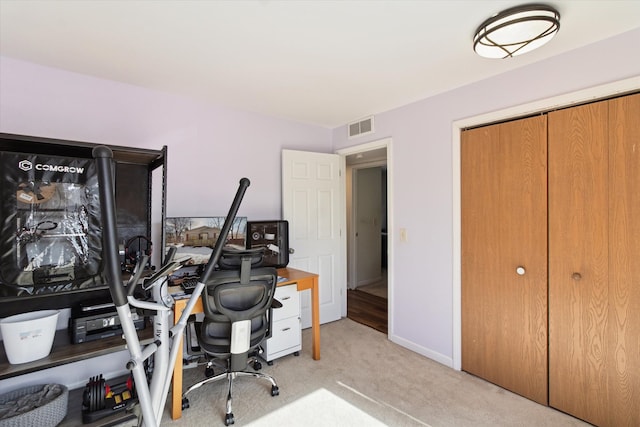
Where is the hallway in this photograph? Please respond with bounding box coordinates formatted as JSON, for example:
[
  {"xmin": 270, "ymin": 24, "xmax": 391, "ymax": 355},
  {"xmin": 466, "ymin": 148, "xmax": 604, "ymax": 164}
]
[{"xmin": 347, "ymin": 277, "xmax": 387, "ymax": 334}]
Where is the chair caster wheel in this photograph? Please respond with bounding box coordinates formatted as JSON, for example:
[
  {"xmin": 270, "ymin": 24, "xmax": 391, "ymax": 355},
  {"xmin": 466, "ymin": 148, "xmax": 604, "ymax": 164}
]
[
  {"xmin": 181, "ymin": 397, "xmax": 190, "ymax": 410},
  {"xmin": 271, "ymin": 385, "xmax": 280, "ymax": 396},
  {"xmin": 253, "ymin": 361, "xmax": 262, "ymax": 371},
  {"xmin": 205, "ymin": 366, "xmax": 215, "ymax": 377},
  {"xmin": 225, "ymin": 413, "xmax": 235, "ymax": 425}
]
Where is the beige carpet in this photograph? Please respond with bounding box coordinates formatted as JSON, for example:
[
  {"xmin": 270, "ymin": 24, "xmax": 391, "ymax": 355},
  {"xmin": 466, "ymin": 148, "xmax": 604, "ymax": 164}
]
[
  {"xmin": 160, "ymin": 318, "xmax": 588, "ymax": 427},
  {"xmin": 245, "ymin": 388, "xmax": 388, "ymax": 426}
]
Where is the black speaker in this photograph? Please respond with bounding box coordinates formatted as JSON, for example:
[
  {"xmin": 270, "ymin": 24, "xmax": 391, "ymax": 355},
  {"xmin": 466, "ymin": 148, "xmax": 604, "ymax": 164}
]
[{"xmin": 246, "ymin": 220, "xmax": 289, "ymax": 268}]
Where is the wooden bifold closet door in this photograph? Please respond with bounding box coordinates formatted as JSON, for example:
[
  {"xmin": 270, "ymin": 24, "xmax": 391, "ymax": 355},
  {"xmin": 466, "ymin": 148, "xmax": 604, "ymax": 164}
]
[
  {"xmin": 462, "ymin": 93, "xmax": 639, "ymax": 427},
  {"xmin": 461, "ymin": 115, "xmax": 549, "ymax": 405},
  {"xmin": 548, "ymin": 99, "xmax": 609, "ymax": 424},
  {"xmin": 606, "ymin": 94, "xmax": 640, "ymax": 427},
  {"xmin": 549, "ymin": 94, "xmax": 640, "ymax": 427}
]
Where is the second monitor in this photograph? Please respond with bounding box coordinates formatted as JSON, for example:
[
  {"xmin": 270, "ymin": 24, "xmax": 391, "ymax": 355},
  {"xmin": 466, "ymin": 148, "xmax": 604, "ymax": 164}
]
[{"xmin": 246, "ymin": 220, "xmax": 289, "ymax": 268}]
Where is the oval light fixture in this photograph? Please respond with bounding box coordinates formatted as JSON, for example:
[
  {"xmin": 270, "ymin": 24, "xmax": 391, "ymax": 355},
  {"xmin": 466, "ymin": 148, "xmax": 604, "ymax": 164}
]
[{"xmin": 473, "ymin": 3, "xmax": 560, "ymax": 59}]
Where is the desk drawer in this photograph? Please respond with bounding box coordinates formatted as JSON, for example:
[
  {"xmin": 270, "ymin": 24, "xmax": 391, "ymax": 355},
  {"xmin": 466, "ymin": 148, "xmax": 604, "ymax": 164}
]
[
  {"xmin": 264, "ymin": 316, "xmax": 301, "ymax": 360},
  {"xmin": 273, "ymin": 284, "xmax": 299, "ymax": 321}
]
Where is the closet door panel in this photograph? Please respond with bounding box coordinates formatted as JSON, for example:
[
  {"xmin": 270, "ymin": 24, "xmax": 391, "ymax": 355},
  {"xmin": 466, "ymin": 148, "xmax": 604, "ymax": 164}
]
[
  {"xmin": 548, "ymin": 101, "xmax": 609, "ymax": 425},
  {"xmin": 462, "ymin": 115, "xmax": 548, "ymax": 404},
  {"xmin": 608, "ymin": 93, "xmax": 640, "ymax": 427}
]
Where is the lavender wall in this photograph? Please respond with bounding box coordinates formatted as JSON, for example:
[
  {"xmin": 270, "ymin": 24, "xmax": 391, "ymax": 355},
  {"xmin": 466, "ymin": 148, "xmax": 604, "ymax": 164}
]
[
  {"xmin": 332, "ymin": 28, "xmax": 640, "ymax": 366},
  {"xmin": 0, "ymin": 56, "xmax": 332, "ymax": 221}
]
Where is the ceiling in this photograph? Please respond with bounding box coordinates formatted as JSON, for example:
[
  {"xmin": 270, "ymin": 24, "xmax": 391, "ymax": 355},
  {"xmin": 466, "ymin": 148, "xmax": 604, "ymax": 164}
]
[{"xmin": 1, "ymin": 1, "xmax": 639, "ymax": 128}]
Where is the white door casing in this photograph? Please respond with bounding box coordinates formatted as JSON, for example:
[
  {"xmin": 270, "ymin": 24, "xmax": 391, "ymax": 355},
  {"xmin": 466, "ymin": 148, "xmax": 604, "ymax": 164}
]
[
  {"xmin": 282, "ymin": 149, "xmax": 345, "ymax": 328},
  {"xmin": 338, "ymin": 137, "xmax": 393, "ymax": 327}
]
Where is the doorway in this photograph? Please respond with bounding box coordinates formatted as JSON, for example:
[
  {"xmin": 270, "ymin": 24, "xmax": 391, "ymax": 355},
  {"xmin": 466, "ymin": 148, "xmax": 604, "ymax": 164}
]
[{"xmin": 339, "ymin": 139, "xmax": 391, "ymax": 334}]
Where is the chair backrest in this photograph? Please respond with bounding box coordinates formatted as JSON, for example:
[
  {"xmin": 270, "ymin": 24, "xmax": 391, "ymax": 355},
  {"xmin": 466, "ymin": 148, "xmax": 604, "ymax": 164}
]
[
  {"xmin": 216, "ymin": 247, "xmax": 264, "ymax": 271},
  {"xmin": 200, "ymin": 248, "xmax": 277, "ymax": 371}
]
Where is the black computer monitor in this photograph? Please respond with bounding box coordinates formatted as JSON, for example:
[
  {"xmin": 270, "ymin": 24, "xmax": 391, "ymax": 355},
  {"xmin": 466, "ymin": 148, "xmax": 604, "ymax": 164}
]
[{"xmin": 163, "ymin": 216, "xmax": 247, "ymax": 284}]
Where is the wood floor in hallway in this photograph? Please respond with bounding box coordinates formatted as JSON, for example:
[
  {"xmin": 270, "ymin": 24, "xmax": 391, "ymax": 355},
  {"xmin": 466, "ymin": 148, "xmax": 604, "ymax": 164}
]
[{"xmin": 346, "ymin": 289, "xmax": 387, "ymax": 334}]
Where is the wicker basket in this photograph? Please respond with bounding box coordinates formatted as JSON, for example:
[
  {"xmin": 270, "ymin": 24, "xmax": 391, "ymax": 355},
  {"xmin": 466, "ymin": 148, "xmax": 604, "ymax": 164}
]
[{"xmin": 0, "ymin": 384, "xmax": 68, "ymax": 427}]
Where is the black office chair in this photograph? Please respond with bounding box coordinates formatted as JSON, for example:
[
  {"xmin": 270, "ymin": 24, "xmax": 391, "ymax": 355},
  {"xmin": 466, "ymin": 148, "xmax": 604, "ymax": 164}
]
[{"xmin": 181, "ymin": 248, "xmax": 280, "ymax": 426}]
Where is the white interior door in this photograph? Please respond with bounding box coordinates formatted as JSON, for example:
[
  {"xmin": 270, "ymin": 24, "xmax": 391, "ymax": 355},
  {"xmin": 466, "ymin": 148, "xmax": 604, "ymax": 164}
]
[{"xmin": 282, "ymin": 149, "xmax": 345, "ymax": 328}]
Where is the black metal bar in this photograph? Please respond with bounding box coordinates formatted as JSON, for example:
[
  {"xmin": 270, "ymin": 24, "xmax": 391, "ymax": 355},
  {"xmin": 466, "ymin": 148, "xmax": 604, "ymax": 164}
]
[
  {"xmin": 198, "ymin": 177, "xmax": 251, "ymax": 284},
  {"xmin": 93, "ymin": 145, "xmax": 128, "ymax": 307}
]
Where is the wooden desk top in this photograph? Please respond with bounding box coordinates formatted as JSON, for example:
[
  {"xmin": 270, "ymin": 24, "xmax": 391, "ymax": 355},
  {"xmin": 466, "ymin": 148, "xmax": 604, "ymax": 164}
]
[
  {"xmin": 276, "ymin": 267, "xmax": 318, "ymax": 287},
  {"xmin": 171, "ymin": 267, "xmax": 318, "ymax": 303}
]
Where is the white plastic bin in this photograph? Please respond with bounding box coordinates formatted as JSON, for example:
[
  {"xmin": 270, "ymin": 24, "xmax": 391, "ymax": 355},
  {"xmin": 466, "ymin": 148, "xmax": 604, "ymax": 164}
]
[{"xmin": 0, "ymin": 310, "xmax": 59, "ymax": 364}]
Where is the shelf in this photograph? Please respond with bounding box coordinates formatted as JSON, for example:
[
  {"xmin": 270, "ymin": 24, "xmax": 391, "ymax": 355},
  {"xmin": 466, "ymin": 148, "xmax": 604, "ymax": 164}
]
[
  {"xmin": 0, "ymin": 325, "xmax": 154, "ymax": 380},
  {"xmin": 0, "ymin": 133, "xmax": 165, "ymax": 165}
]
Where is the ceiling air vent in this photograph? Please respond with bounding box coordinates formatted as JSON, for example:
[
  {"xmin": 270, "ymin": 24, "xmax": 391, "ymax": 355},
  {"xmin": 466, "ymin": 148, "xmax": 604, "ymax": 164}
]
[{"xmin": 348, "ymin": 116, "xmax": 374, "ymax": 139}]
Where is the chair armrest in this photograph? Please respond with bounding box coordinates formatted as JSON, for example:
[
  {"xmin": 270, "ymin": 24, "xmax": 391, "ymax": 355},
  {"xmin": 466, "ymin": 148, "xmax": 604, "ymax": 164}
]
[{"xmin": 265, "ymin": 300, "xmax": 281, "ymax": 340}]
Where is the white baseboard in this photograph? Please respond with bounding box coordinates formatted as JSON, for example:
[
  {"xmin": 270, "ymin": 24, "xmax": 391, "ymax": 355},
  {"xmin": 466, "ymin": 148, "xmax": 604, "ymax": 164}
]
[{"xmin": 388, "ymin": 333, "xmax": 454, "ymax": 369}]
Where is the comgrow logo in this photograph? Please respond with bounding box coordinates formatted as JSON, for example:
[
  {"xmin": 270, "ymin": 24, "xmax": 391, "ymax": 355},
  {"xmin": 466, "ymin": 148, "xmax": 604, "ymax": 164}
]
[
  {"xmin": 18, "ymin": 160, "xmax": 32, "ymax": 171},
  {"xmin": 18, "ymin": 159, "xmax": 85, "ymax": 174}
]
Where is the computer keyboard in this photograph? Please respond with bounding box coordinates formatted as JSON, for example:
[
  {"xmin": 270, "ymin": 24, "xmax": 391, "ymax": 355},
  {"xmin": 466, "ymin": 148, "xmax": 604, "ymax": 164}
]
[{"xmin": 180, "ymin": 277, "xmax": 200, "ymax": 293}]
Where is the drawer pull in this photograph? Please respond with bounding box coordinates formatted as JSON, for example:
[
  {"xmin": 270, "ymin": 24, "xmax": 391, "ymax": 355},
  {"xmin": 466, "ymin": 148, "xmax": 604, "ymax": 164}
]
[
  {"xmin": 281, "ymin": 327, "xmax": 291, "ymax": 332},
  {"xmin": 282, "ymin": 296, "xmax": 291, "ymax": 300}
]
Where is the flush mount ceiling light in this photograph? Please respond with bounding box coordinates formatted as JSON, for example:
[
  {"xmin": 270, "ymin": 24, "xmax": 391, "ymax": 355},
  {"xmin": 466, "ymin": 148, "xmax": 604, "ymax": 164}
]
[{"xmin": 473, "ymin": 4, "xmax": 560, "ymax": 59}]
